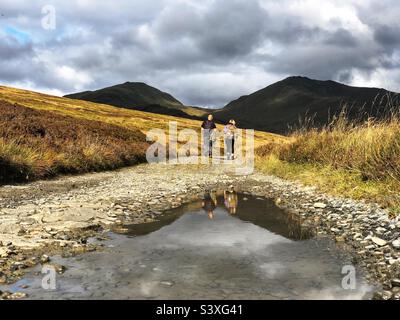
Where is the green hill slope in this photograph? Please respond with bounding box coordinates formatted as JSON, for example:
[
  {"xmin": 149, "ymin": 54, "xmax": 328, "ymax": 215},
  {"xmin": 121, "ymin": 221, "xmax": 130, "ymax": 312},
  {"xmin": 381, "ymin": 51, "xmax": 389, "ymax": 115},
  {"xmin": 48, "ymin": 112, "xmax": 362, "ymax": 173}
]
[
  {"xmin": 213, "ymin": 76, "xmax": 399, "ymax": 133},
  {"xmin": 65, "ymin": 82, "xmax": 207, "ymax": 119}
]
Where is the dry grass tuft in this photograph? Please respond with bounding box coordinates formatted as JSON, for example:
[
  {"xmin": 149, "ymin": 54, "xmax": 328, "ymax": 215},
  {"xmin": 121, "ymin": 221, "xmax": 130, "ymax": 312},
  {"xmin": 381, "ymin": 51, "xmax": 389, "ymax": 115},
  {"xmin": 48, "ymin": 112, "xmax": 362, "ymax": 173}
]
[
  {"xmin": 256, "ymin": 107, "xmax": 400, "ymax": 213},
  {"xmin": 0, "ymin": 100, "xmax": 149, "ymax": 183}
]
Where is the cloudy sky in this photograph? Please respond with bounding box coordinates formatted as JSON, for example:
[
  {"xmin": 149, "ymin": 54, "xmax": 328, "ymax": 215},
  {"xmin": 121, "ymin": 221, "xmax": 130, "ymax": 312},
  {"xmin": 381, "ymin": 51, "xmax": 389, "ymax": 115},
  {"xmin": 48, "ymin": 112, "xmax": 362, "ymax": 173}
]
[{"xmin": 1, "ymin": 0, "xmax": 399, "ymax": 107}]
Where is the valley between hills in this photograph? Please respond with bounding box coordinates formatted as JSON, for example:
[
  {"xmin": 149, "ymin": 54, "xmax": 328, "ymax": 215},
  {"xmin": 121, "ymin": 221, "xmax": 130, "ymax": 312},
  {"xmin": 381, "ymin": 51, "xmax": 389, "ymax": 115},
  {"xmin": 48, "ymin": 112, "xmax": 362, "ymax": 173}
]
[{"xmin": 0, "ymin": 78, "xmax": 400, "ymax": 300}]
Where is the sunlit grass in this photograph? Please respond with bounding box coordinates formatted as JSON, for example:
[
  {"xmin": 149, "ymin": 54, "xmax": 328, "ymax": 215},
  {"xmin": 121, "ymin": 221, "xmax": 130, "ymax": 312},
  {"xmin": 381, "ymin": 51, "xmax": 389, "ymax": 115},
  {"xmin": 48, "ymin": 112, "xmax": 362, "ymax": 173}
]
[
  {"xmin": 0, "ymin": 85, "xmax": 285, "ymax": 184},
  {"xmin": 0, "ymin": 99, "xmax": 149, "ymax": 183},
  {"xmin": 256, "ymin": 110, "xmax": 400, "ymax": 214},
  {"xmin": 0, "ymin": 85, "xmax": 283, "ymax": 148}
]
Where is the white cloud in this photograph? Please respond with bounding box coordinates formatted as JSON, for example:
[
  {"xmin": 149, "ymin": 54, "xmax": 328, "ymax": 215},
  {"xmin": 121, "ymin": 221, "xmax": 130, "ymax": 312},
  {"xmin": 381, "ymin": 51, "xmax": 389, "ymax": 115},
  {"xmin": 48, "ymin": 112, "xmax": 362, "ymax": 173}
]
[
  {"xmin": 55, "ymin": 65, "xmax": 93, "ymax": 90},
  {"xmin": 350, "ymin": 68, "xmax": 400, "ymax": 92},
  {"xmin": 0, "ymin": 0, "xmax": 400, "ymax": 106}
]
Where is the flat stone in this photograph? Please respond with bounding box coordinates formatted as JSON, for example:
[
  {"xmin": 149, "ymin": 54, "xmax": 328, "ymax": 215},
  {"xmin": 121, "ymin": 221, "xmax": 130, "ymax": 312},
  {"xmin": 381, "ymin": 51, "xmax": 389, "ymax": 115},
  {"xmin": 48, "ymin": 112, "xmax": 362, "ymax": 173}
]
[
  {"xmin": 0, "ymin": 247, "xmax": 10, "ymax": 258},
  {"xmin": 313, "ymin": 202, "xmax": 327, "ymax": 209},
  {"xmin": 9, "ymin": 292, "xmax": 28, "ymax": 300},
  {"xmin": 380, "ymin": 291, "xmax": 393, "ymax": 300},
  {"xmin": 40, "ymin": 254, "xmax": 50, "ymax": 263},
  {"xmin": 389, "ymin": 259, "xmax": 399, "ymax": 265},
  {"xmin": 160, "ymin": 281, "xmax": 175, "ymax": 287},
  {"xmin": 19, "ymin": 218, "xmax": 37, "ymax": 226},
  {"xmin": 353, "ymin": 233, "xmax": 363, "ymax": 240},
  {"xmin": 371, "ymin": 237, "xmax": 387, "ymax": 246},
  {"xmin": 335, "ymin": 236, "xmax": 345, "ymax": 242},
  {"xmin": 392, "ymin": 239, "xmax": 400, "ymax": 249},
  {"xmin": 390, "ymin": 279, "xmax": 400, "ymax": 287},
  {"xmin": 392, "ymin": 287, "xmax": 400, "ymax": 294},
  {"xmin": 376, "ymin": 227, "xmax": 387, "ymax": 234}
]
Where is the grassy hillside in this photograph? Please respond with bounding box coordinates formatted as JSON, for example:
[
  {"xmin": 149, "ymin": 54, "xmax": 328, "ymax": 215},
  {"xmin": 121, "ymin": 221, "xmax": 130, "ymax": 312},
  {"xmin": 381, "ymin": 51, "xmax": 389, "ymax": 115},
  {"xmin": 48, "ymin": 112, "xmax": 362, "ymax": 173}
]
[
  {"xmin": 0, "ymin": 86, "xmax": 281, "ymax": 145},
  {"xmin": 256, "ymin": 110, "xmax": 400, "ymax": 215},
  {"xmin": 0, "ymin": 85, "xmax": 283, "ymax": 184},
  {"xmin": 2, "ymin": 84, "xmax": 398, "ymax": 214},
  {"xmin": 214, "ymin": 76, "xmax": 399, "ymax": 134},
  {"xmin": 0, "ymin": 100, "xmax": 148, "ymax": 183}
]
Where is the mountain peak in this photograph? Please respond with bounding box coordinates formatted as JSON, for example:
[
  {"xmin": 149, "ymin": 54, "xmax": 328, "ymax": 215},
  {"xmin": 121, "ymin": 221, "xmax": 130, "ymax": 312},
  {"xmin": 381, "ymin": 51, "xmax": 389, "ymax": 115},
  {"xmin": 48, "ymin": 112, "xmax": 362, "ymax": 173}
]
[
  {"xmin": 214, "ymin": 76, "xmax": 396, "ymax": 134},
  {"xmin": 280, "ymin": 76, "xmax": 338, "ymax": 85},
  {"xmin": 283, "ymin": 75, "xmax": 311, "ymax": 81},
  {"xmin": 122, "ymin": 81, "xmax": 148, "ymax": 86},
  {"xmin": 65, "ymin": 81, "xmax": 183, "ymax": 109}
]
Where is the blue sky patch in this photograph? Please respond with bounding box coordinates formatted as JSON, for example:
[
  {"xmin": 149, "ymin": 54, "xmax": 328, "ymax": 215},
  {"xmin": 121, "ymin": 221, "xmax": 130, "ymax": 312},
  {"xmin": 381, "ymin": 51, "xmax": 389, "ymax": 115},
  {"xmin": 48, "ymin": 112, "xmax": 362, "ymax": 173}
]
[{"xmin": 4, "ymin": 26, "xmax": 31, "ymax": 43}]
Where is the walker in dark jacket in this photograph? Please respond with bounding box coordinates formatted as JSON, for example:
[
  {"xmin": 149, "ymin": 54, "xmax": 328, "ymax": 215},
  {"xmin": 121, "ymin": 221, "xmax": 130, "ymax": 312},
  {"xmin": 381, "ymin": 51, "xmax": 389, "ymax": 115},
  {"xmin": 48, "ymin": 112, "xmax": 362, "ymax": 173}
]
[{"xmin": 201, "ymin": 116, "xmax": 217, "ymax": 157}]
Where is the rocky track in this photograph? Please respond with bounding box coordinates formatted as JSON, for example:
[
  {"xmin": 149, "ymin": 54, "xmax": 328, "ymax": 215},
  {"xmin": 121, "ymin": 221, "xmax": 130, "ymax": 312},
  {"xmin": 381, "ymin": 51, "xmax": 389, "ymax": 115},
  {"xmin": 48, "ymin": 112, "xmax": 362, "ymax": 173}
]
[{"xmin": 0, "ymin": 163, "xmax": 399, "ymax": 299}]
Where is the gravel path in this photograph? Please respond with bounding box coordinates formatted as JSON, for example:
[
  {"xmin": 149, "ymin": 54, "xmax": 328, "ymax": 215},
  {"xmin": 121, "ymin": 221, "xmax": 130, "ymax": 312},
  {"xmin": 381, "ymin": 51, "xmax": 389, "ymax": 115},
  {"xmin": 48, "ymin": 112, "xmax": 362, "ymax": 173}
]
[{"xmin": 0, "ymin": 162, "xmax": 399, "ymax": 299}]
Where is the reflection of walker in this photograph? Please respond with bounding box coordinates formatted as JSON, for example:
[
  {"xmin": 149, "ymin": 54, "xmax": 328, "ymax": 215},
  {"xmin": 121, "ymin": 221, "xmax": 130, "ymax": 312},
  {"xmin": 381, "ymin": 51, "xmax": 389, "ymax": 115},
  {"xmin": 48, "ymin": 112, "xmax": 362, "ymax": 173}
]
[
  {"xmin": 202, "ymin": 191, "xmax": 217, "ymax": 219},
  {"xmin": 224, "ymin": 190, "xmax": 238, "ymax": 214}
]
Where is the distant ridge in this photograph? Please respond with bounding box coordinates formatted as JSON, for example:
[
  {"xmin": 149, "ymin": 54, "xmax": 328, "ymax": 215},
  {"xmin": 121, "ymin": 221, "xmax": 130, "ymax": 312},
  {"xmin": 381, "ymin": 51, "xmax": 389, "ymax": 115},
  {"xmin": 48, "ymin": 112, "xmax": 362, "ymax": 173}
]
[
  {"xmin": 65, "ymin": 77, "xmax": 400, "ymax": 134},
  {"xmin": 213, "ymin": 76, "xmax": 399, "ymax": 133},
  {"xmin": 64, "ymin": 82, "xmax": 206, "ymax": 119}
]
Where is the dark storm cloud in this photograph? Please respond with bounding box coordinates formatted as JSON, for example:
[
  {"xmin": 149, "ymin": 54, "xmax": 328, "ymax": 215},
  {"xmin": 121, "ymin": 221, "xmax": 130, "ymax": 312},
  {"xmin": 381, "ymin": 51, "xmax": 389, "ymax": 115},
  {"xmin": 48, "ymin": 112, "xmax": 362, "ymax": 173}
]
[
  {"xmin": 0, "ymin": 35, "xmax": 33, "ymax": 60},
  {"xmin": 324, "ymin": 28, "xmax": 358, "ymax": 47},
  {"xmin": 1, "ymin": 0, "xmax": 400, "ymax": 105},
  {"xmin": 109, "ymin": 0, "xmax": 268, "ymax": 70},
  {"xmin": 337, "ymin": 70, "xmax": 353, "ymax": 83},
  {"xmin": 181, "ymin": 0, "xmax": 267, "ymax": 57},
  {"xmin": 373, "ymin": 25, "xmax": 400, "ymax": 49},
  {"xmin": 0, "ymin": 35, "xmax": 38, "ymax": 83},
  {"xmin": 149, "ymin": 0, "xmax": 267, "ymax": 58}
]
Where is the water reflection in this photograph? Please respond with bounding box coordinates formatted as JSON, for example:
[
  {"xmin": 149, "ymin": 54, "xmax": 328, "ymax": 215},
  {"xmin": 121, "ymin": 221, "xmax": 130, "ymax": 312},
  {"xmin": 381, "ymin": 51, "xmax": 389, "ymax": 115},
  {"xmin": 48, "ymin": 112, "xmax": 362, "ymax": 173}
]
[
  {"xmin": 2, "ymin": 189, "xmax": 374, "ymax": 300},
  {"xmin": 124, "ymin": 190, "xmax": 311, "ymax": 240},
  {"xmin": 202, "ymin": 191, "xmax": 217, "ymax": 220},
  {"xmin": 197, "ymin": 190, "xmax": 310, "ymax": 240},
  {"xmin": 224, "ymin": 189, "xmax": 238, "ymax": 215}
]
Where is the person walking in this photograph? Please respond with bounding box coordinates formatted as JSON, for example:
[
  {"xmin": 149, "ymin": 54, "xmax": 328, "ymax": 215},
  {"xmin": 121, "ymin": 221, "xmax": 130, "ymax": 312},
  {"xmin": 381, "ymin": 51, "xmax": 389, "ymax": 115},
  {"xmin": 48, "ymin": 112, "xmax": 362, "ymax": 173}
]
[
  {"xmin": 224, "ymin": 119, "xmax": 236, "ymax": 160},
  {"xmin": 201, "ymin": 114, "xmax": 217, "ymax": 158}
]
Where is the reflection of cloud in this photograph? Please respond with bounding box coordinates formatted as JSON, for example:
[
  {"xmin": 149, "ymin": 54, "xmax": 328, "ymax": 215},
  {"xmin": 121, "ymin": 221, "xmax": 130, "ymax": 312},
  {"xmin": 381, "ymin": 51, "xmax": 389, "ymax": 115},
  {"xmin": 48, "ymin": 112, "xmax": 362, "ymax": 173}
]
[
  {"xmin": 141, "ymin": 208, "xmax": 291, "ymax": 253},
  {"xmin": 12, "ymin": 205, "xmax": 376, "ymax": 300},
  {"xmin": 259, "ymin": 262, "xmax": 287, "ymax": 278}
]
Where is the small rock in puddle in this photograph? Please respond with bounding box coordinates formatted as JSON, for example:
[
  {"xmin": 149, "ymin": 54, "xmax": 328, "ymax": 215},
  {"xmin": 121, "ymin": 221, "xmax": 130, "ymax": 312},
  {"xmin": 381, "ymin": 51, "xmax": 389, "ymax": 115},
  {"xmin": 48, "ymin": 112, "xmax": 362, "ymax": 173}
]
[{"xmin": 160, "ymin": 281, "xmax": 175, "ymax": 287}]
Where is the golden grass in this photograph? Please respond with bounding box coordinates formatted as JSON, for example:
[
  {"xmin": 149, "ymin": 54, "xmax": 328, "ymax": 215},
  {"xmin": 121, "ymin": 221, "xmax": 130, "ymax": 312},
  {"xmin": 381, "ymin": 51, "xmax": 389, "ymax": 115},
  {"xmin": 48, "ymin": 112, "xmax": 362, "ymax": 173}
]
[
  {"xmin": 3, "ymin": 84, "xmax": 398, "ymax": 214},
  {"xmin": 256, "ymin": 111, "xmax": 400, "ymax": 214},
  {"xmin": 0, "ymin": 100, "xmax": 149, "ymax": 183},
  {"xmin": 0, "ymin": 86, "xmax": 283, "ymax": 148},
  {"xmin": 0, "ymin": 85, "xmax": 285, "ymax": 183}
]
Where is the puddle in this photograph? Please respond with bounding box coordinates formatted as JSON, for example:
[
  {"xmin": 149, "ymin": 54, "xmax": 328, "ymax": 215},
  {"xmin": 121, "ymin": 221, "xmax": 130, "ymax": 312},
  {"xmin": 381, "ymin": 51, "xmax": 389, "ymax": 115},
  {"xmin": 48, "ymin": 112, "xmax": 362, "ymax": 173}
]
[{"xmin": 1, "ymin": 191, "xmax": 375, "ymax": 299}]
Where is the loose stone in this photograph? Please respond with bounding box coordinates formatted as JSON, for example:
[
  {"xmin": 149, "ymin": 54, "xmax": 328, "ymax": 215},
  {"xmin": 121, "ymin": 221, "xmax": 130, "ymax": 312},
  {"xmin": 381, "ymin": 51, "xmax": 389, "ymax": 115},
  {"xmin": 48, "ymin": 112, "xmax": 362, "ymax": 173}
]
[{"xmin": 371, "ymin": 237, "xmax": 387, "ymax": 247}]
